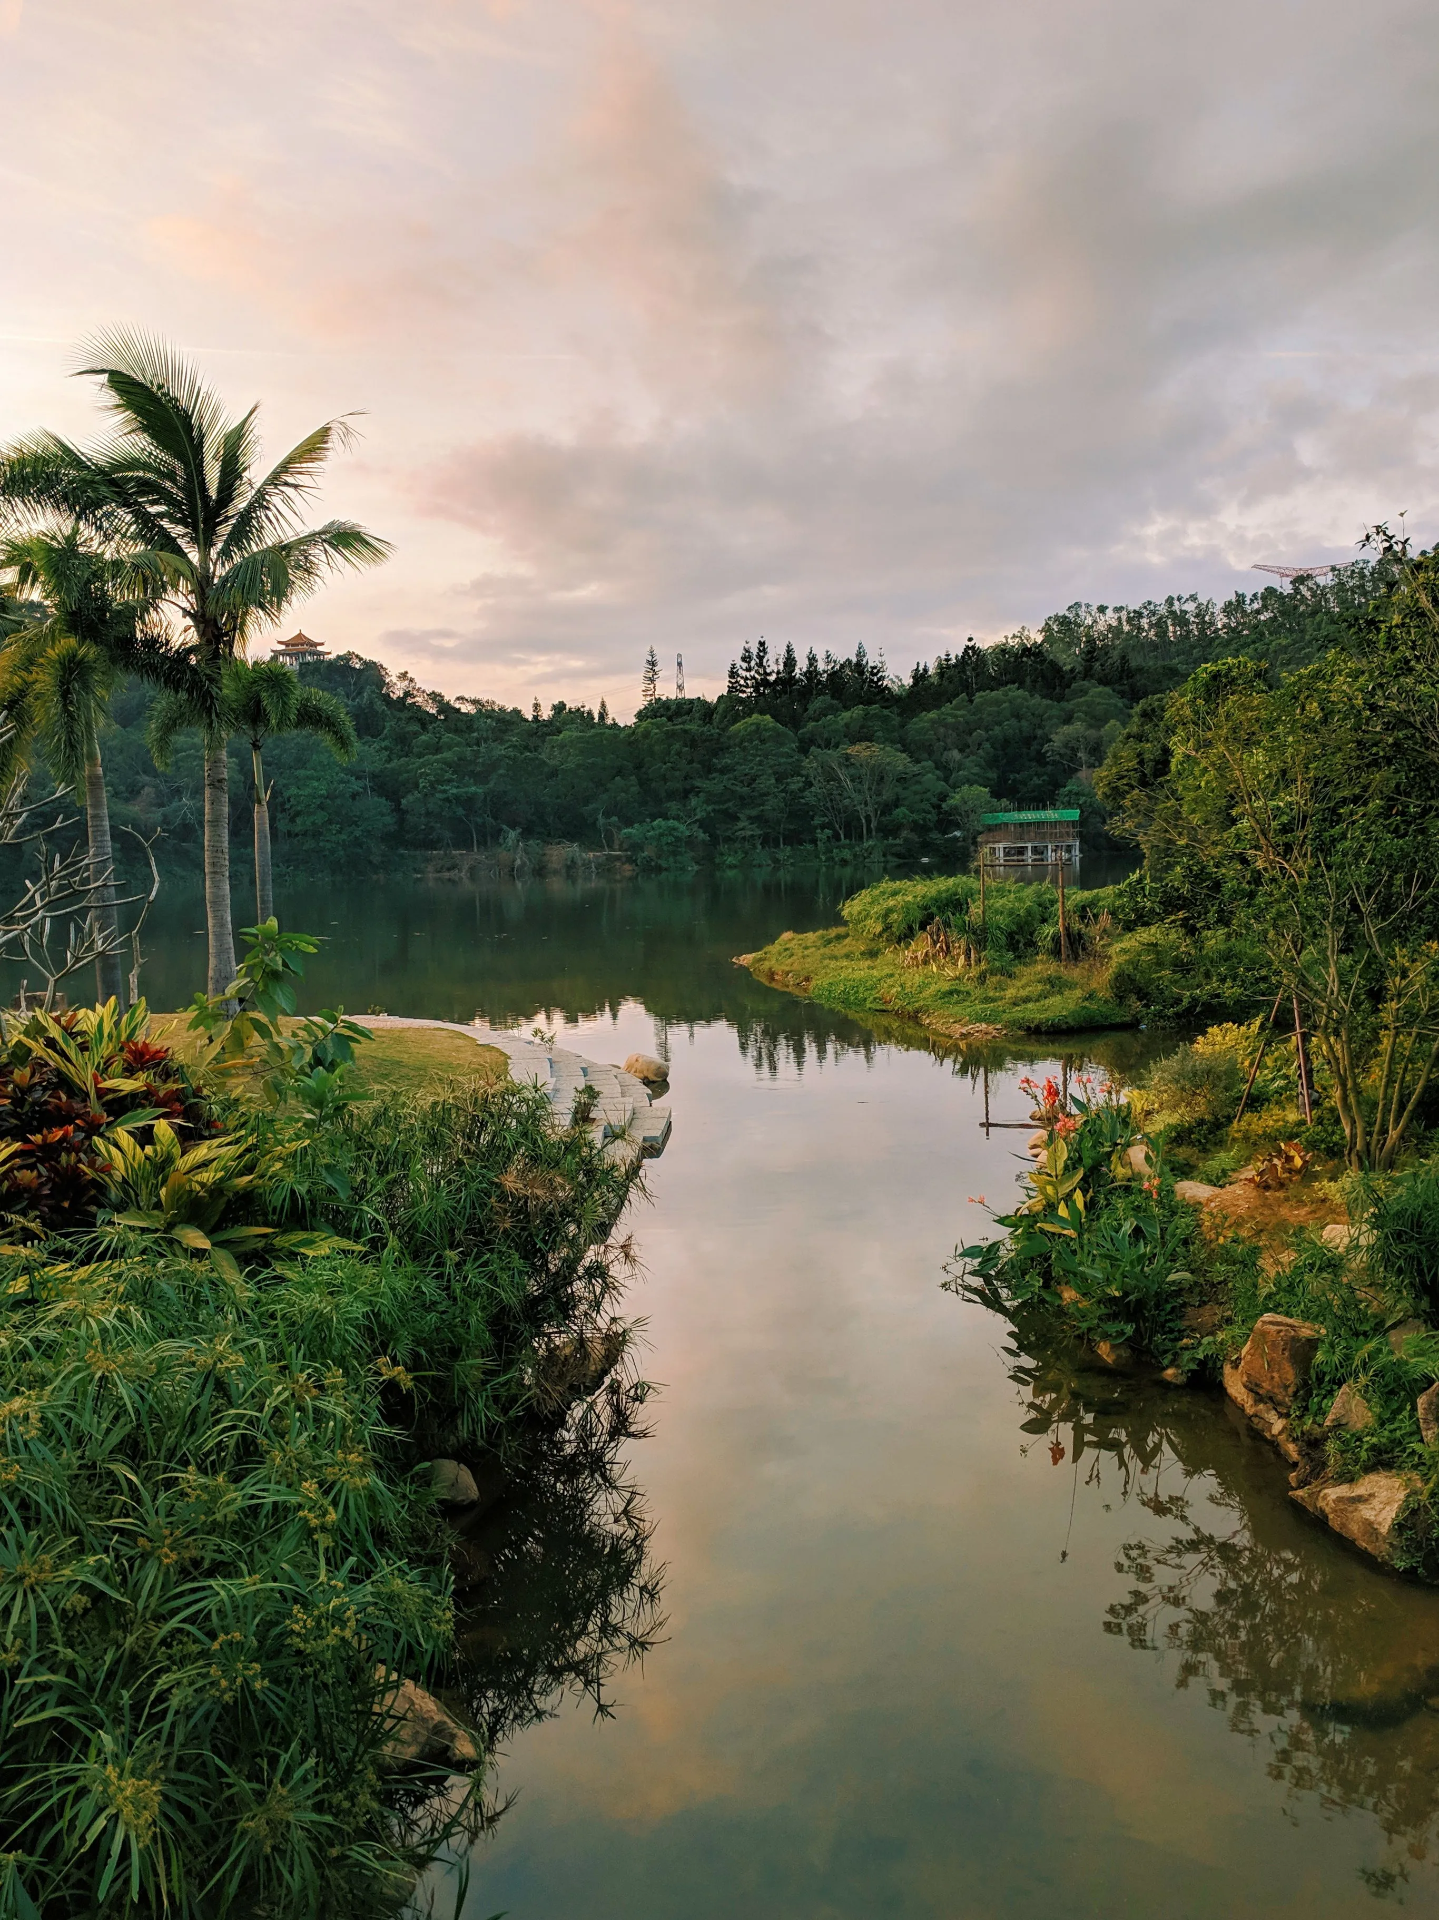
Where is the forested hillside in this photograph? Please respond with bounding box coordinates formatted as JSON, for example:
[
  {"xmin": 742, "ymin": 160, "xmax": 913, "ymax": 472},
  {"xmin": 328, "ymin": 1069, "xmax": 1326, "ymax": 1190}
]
[{"xmin": 96, "ymin": 565, "xmax": 1384, "ymax": 878}]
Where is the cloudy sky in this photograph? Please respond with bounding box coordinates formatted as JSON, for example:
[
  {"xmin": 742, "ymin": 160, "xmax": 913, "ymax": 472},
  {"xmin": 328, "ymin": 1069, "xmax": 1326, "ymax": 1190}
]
[{"xmin": 2, "ymin": 0, "xmax": 1436, "ymax": 714}]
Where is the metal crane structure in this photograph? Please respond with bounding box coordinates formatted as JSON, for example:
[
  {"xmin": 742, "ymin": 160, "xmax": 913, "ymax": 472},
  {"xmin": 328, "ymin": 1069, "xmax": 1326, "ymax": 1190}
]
[{"xmin": 1252, "ymin": 563, "xmax": 1337, "ymax": 580}]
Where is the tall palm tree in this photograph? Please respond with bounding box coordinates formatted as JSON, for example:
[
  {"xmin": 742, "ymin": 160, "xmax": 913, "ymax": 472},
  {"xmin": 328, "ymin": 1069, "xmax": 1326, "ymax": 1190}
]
[
  {"xmin": 0, "ymin": 528, "xmax": 179, "ymax": 1007},
  {"xmin": 149, "ymin": 658, "xmax": 357, "ymax": 924},
  {"xmin": 0, "ymin": 333, "xmax": 390, "ymax": 995}
]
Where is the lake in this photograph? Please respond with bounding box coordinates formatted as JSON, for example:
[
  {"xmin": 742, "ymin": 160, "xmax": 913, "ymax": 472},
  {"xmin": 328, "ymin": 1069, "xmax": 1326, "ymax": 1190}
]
[{"xmin": 153, "ymin": 873, "xmax": 1439, "ymax": 1915}]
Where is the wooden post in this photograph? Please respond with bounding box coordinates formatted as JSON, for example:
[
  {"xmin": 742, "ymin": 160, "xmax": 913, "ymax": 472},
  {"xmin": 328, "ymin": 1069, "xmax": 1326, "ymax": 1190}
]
[
  {"xmin": 1293, "ymin": 994, "xmax": 1314, "ymax": 1126},
  {"xmin": 1056, "ymin": 844, "xmax": 1069, "ymax": 964},
  {"xmin": 1234, "ymin": 991, "xmax": 1283, "ymax": 1125},
  {"xmin": 978, "ymin": 846, "xmax": 987, "ymax": 946}
]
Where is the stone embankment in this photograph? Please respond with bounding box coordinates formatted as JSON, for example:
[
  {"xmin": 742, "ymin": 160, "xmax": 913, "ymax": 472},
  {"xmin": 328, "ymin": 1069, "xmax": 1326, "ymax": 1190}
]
[
  {"xmin": 1162, "ymin": 1162, "xmax": 1426, "ymax": 1573},
  {"xmin": 363, "ymin": 1015, "xmax": 672, "ymax": 1164}
]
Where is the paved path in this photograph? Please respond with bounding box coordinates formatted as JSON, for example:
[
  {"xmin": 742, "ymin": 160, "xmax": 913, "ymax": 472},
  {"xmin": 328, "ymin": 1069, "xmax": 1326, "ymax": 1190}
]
[{"xmin": 364, "ymin": 1015, "xmax": 672, "ymax": 1165}]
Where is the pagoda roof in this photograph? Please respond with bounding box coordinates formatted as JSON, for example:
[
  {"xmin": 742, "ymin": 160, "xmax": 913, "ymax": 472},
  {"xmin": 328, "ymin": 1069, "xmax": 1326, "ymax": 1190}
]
[{"xmin": 274, "ymin": 629, "xmax": 326, "ymax": 653}]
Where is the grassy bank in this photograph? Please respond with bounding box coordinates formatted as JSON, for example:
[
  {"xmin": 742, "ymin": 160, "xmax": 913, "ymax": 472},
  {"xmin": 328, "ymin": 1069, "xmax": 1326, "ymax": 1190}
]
[
  {"xmin": 742, "ymin": 871, "xmax": 1270, "ymax": 1037},
  {"xmin": 0, "ymin": 991, "xmax": 644, "ymax": 1917},
  {"xmin": 743, "ymin": 923, "xmax": 1133, "ymax": 1035},
  {"xmin": 741, "ymin": 874, "xmax": 1137, "ymax": 1036}
]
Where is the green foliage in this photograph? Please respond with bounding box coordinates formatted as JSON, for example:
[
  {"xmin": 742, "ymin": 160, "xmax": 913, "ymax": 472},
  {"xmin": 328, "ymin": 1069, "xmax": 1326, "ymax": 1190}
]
[
  {"xmin": 0, "ymin": 1013, "xmax": 645, "ymax": 1915},
  {"xmin": 186, "ymin": 920, "xmax": 371, "ymax": 1115},
  {"xmin": 0, "ymin": 1001, "xmax": 216, "ymax": 1233},
  {"xmin": 955, "ymin": 1080, "xmax": 1195, "ymax": 1357},
  {"xmin": 840, "ymin": 875, "xmax": 979, "ymax": 944},
  {"xmin": 1360, "ymin": 1165, "xmax": 1439, "ymax": 1322}
]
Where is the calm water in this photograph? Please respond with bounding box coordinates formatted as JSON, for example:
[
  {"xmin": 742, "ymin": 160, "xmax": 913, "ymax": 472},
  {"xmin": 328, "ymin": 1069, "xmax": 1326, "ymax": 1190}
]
[{"xmin": 153, "ymin": 875, "xmax": 1439, "ymax": 1914}]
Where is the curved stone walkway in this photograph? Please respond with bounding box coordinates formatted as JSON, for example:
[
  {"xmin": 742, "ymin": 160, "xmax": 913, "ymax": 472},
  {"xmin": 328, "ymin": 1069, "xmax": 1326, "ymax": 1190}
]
[{"xmin": 364, "ymin": 1015, "xmax": 672, "ymax": 1166}]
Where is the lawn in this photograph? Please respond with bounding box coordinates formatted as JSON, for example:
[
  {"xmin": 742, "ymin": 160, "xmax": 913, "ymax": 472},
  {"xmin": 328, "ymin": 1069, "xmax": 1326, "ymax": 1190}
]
[{"xmin": 147, "ymin": 1012, "xmax": 511, "ymax": 1098}]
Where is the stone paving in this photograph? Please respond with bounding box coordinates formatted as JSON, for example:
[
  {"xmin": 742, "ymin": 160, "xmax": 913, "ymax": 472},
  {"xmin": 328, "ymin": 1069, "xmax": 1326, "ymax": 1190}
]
[{"xmin": 363, "ymin": 1015, "xmax": 672, "ymax": 1166}]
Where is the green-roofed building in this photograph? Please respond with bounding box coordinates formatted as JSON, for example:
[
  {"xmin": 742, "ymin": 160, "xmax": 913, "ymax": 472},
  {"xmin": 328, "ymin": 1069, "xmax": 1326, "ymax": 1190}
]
[{"xmin": 976, "ymin": 808, "xmax": 1081, "ymax": 870}]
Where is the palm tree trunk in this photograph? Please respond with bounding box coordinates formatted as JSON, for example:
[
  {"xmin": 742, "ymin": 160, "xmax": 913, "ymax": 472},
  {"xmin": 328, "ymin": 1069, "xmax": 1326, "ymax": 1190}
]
[
  {"xmin": 204, "ymin": 735, "xmax": 238, "ymax": 998},
  {"xmin": 84, "ymin": 750, "xmax": 126, "ymax": 1009},
  {"xmin": 252, "ymin": 741, "xmax": 273, "ymax": 924}
]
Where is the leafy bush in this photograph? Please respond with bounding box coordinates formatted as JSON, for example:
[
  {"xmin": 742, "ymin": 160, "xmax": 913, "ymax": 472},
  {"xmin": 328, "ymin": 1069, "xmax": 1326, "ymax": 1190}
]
[
  {"xmin": 1362, "ymin": 1164, "xmax": 1439, "ymax": 1322},
  {"xmin": 955, "ymin": 1080, "xmax": 1196, "ymax": 1358},
  {"xmin": 1107, "ymin": 924, "xmax": 1270, "ymax": 1021},
  {"xmin": 0, "ymin": 1002, "xmax": 217, "ymax": 1233},
  {"xmin": 841, "ymin": 875, "xmax": 978, "ymax": 944}
]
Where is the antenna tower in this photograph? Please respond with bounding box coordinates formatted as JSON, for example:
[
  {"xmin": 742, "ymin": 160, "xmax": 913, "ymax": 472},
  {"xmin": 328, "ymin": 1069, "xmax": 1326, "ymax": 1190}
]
[{"xmin": 675, "ymin": 653, "xmax": 685, "ymax": 697}]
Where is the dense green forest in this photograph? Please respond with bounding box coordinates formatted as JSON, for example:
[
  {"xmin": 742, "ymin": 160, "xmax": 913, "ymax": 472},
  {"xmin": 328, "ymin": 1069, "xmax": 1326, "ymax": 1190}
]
[{"xmin": 96, "ymin": 563, "xmax": 1386, "ymax": 878}]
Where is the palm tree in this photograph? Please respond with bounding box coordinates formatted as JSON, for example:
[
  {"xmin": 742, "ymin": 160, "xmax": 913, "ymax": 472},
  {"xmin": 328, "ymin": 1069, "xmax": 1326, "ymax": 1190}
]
[
  {"xmin": 0, "ymin": 333, "xmax": 390, "ymax": 995},
  {"xmin": 149, "ymin": 658, "xmax": 357, "ymax": 924},
  {"xmin": 0, "ymin": 528, "xmax": 179, "ymax": 1006}
]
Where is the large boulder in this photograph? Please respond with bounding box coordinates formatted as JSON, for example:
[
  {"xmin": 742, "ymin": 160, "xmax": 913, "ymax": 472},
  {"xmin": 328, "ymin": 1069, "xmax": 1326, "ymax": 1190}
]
[
  {"xmin": 1232, "ymin": 1313, "xmax": 1323, "ymax": 1412},
  {"xmin": 1418, "ymin": 1381, "xmax": 1439, "ymax": 1447},
  {"xmin": 429, "ymin": 1458, "xmax": 480, "ymax": 1507},
  {"xmin": 375, "ymin": 1670, "xmax": 479, "ymax": 1771},
  {"xmin": 1174, "ymin": 1180, "xmax": 1223, "ymax": 1206},
  {"xmin": 1324, "ymin": 1383, "xmax": 1374, "ymax": 1433},
  {"xmin": 1291, "ymin": 1472, "xmax": 1419, "ymax": 1564},
  {"xmin": 623, "ymin": 1052, "xmax": 669, "ymax": 1087},
  {"xmin": 1223, "ymin": 1313, "xmax": 1324, "ymax": 1464}
]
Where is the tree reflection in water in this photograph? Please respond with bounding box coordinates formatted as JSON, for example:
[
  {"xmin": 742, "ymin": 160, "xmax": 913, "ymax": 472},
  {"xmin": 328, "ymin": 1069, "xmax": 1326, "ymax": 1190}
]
[{"xmin": 998, "ymin": 1310, "xmax": 1439, "ymax": 1898}]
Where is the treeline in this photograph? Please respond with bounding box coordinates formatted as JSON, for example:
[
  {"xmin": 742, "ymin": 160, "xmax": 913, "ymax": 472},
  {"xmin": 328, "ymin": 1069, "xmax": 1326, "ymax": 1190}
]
[{"xmin": 98, "ymin": 564, "xmax": 1387, "ymax": 878}]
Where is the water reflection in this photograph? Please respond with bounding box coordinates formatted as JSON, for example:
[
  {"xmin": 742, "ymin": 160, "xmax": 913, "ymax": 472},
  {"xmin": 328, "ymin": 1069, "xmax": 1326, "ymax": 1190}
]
[
  {"xmin": 993, "ymin": 1309, "xmax": 1439, "ymax": 1897},
  {"xmin": 449, "ymin": 1397, "xmax": 664, "ymax": 1756}
]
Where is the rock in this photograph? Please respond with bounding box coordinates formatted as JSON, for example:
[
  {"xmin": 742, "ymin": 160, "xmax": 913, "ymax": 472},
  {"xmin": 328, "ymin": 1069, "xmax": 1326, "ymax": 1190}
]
[
  {"xmin": 1291, "ymin": 1471, "xmax": 1419, "ymax": 1564},
  {"xmin": 1095, "ymin": 1339, "xmax": 1132, "ymax": 1367},
  {"xmin": 532, "ymin": 1323, "xmax": 628, "ymax": 1411},
  {"xmin": 623, "ymin": 1052, "xmax": 669, "ymax": 1087},
  {"xmin": 1160, "ymin": 1366, "xmax": 1187, "ymax": 1385},
  {"xmin": 1389, "ymin": 1319, "xmax": 1427, "ymax": 1356},
  {"xmin": 1231, "ymin": 1165, "xmax": 1257, "ymax": 1184},
  {"xmin": 1233, "ymin": 1313, "xmax": 1323, "ymax": 1412},
  {"xmin": 1418, "ymin": 1382, "xmax": 1439, "ymax": 1447},
  {"xmin": 1174, "ymin": 1180, "xmax": 1223, "ymax": 1206},
  {"xmin": 1181, "ymin": 1303, "xmax": 1226, "ymax": 1337},
  {"xmin": 1321, "ymin": 1222, "xmax": 1354, "ymax": 1253},
  {"xmin": 1324, "ymin": 1383, "xmax": 1374, "ymax": 1432},
  {"xmin": 1027, "ymin": 1129, "xmax": 1048, "ymax": 1159},
  {"xmin": 1223, "ymin": 1363, "xmax": 1303, "ymax": 1463},
  {"xmin": 1124, "ymin": 1141, "xmax": 1153, "ymax": 1176},
  {"xmin": 429, "ymin": 1458, "xmax": 479, "ymax": 1507},
  {"xmin": 375, "ymin": 1670, "xmax": 479, "ymax": 1771}
]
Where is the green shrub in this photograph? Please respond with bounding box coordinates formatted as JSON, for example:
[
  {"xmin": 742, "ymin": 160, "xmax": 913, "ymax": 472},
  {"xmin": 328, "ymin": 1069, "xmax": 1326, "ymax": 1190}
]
[
  {"xmin": 1362, "ymin": 1165, "xmax": 1439, "ymax": 1322},
  {"xmin": 841, "ymin": 875, "xmax": 978, "ymax": 944}
]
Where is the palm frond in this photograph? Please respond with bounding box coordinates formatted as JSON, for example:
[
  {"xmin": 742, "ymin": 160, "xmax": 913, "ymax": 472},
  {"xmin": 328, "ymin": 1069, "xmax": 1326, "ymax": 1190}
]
[
  {"xmin": 145, "ymin": 688, "xmax": 209, "ymax": 768},
  {"xmin": 214, "ymin": 419, "xmax": 362, "ymax": 565}
]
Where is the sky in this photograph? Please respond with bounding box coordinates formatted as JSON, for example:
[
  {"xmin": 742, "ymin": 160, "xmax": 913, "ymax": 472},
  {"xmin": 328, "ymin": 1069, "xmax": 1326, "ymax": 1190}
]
[{"xmin": 2, "ymin": 0, "xmax": 1437, "ymax": 717}]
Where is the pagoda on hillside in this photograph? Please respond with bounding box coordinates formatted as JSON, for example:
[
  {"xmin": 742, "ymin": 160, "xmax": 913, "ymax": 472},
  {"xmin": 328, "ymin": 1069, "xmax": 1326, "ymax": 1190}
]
[{"xmin": 269, "ymin": 629, "xmax": 330, "ymax": 669}]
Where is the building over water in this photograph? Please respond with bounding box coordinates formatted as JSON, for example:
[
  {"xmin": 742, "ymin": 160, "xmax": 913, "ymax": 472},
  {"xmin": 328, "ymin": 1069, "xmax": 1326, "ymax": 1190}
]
[
  {"xmin": 977, "ymin": 808, "xmax": 1081, "ymax": 868},
  {"xmin": 269, "ymin": 629, "xmax": 330, "ymax": 669}
]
